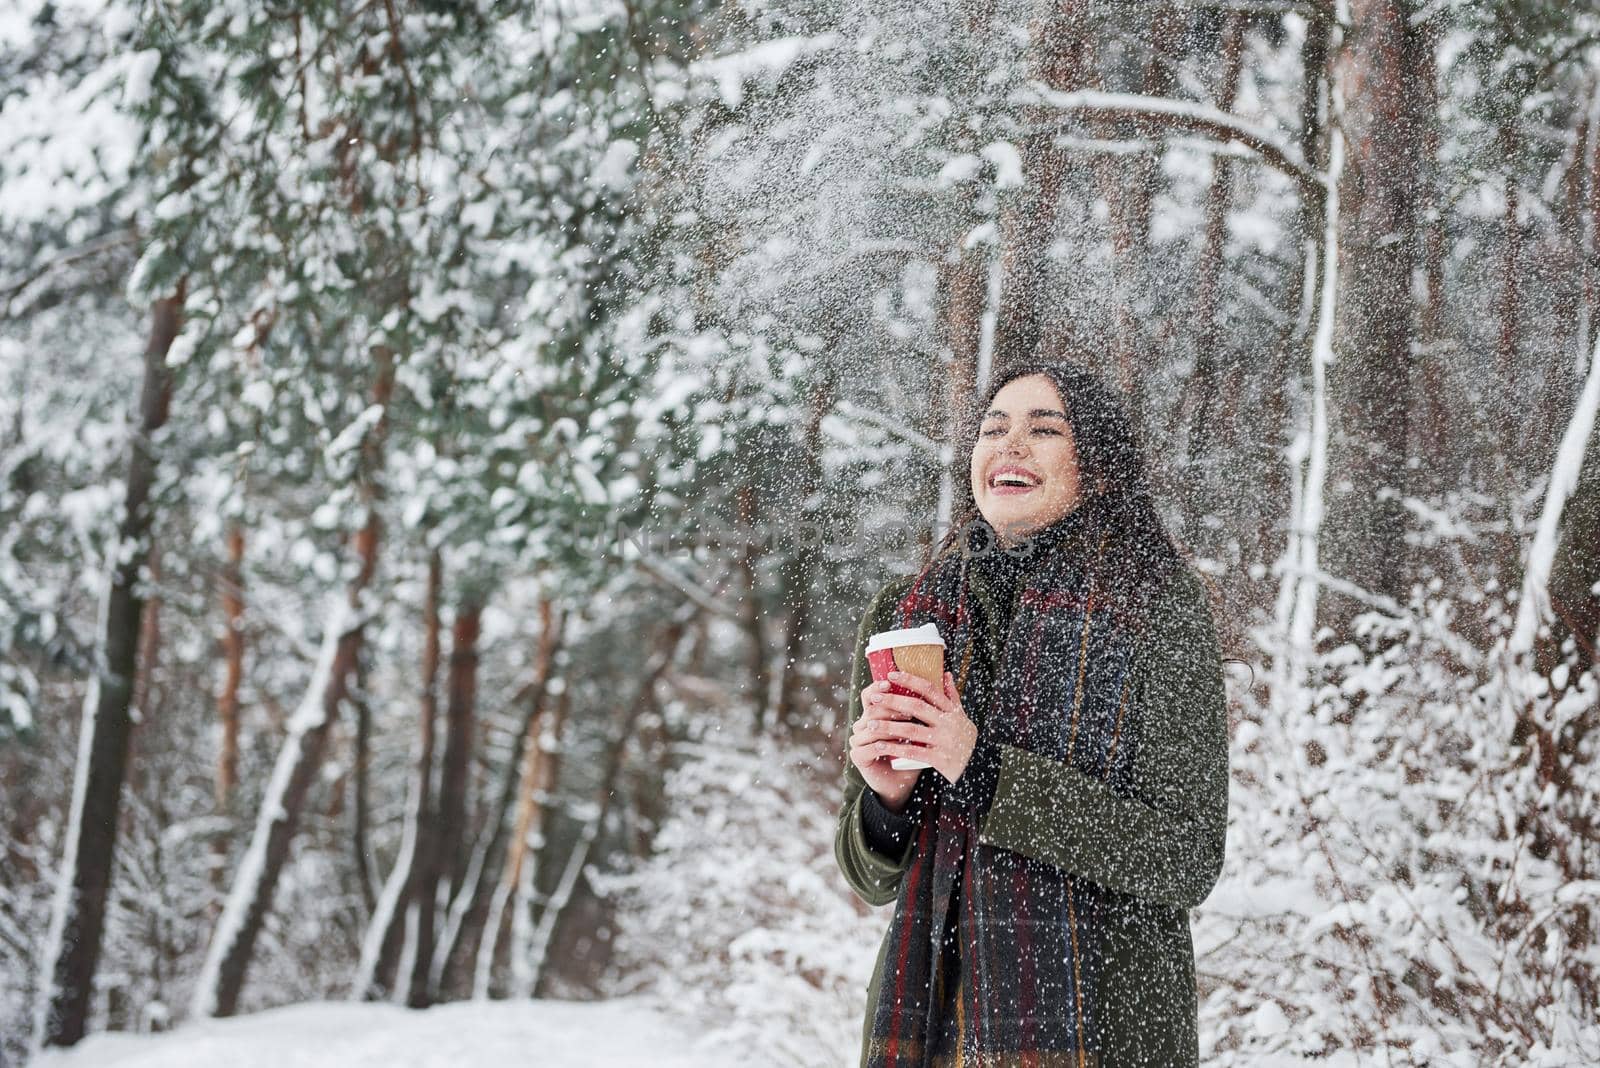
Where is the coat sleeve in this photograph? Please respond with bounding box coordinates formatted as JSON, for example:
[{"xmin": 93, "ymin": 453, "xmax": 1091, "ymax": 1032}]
[
  {"xmin": 974, "ymin": 566, "xmax": 1230, "ymax": 909},
  {"xmin": 833, "ymin": 574, "xmax": 923, "ymax": 907}
]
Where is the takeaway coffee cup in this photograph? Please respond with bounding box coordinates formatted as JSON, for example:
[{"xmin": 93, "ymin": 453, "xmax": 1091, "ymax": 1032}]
[{"xmin": 864, "ymin": 622, "xmax": 946, "ymax": 770}]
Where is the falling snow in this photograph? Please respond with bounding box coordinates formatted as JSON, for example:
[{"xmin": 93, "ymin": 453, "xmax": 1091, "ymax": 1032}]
[{"xmin": 4, "ymin": 2, "xmax": 1600, "ymax": 1066}]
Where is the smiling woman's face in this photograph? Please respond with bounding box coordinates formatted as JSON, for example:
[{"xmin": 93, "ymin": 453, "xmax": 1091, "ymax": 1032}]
[{"xmin": 969, "ymin": 374, "xmax": 1083, "ymax": 543}]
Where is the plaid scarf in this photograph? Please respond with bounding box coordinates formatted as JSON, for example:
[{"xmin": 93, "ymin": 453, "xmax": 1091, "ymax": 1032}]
[{"xmin": 865, "ymin": 507, "xmax": 1164, "ymax": 1068}]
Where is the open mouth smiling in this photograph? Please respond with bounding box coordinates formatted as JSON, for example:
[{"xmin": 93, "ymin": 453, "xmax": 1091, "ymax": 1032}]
[{"xmin": 988, "ymin": 466, "xmax": 1042, "ymax": 493}]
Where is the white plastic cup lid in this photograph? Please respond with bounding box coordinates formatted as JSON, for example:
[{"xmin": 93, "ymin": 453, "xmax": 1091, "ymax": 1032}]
[{"xmin": 865, "ymin": 622, "xmax": 945, "ymax": 653}]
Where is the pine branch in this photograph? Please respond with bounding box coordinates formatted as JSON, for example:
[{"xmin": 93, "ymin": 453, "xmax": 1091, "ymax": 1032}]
[{"xmin": 1, "ymin": 228, "xmax": 138, "ymax": 318}]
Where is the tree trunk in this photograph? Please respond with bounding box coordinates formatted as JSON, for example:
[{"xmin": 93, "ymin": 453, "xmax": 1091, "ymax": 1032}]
[
  {"xmin": 774, "ymin": 373, "xmax": 835, "ymax": 732},
  {"xmin": 1089, "ymin": 10, "xmax": 1186, "ymax": 405},
  {"xmin": 351, "ymin": 685, "xmax": 376, "ymax": 916},
  {"xmin": 415, "ymin": 594, "xmax": 483, "ymax": 1003},
  {"xmin": 1517, "ymin": 354, "xmax": 1600, "ymax": 678},
  {"xmin": 501, "ymin": 645, "xmax": 574, "ymax": 998},
  {"xmin": 1497, "ymin": 119, "xmax": 1522, "ymax": 391},
  {"xmin": 1187, "ymin": 12, "xmax": 1247, "ymax": 461},
  {"xmin": 930, "ymin": 0, "xmax": 1016, "ymax": 551},
  {"xmin": 527, "ymin": 810, "xmax": 600, "ymax": 1000},
  {"xmin": 736, "ymin": 483, "xmax": 770, "ymax": 732},
  {"xmin": 1584, "ymin": 81, "xmax": 1600, "ymax": 384},
  {"xmin": 216, "ymin": 522, "xmax": 246, "ymax": 807},
  {"xmin": 1546, "ymin": 102, "xmax": 1594, "ymax": 461},
  {"xmin": 1545, "ymin": 433, "xmax": 1600, "ymax": 675},
  {"xmin": 1539, "ymin": 86, "xmax": 1600, "ymax": 675},
  {"xmin": 1507, "ymin": 360, "xmax": 1600, "ymax": 853},
  {"xmin": 440, "ymin": 597, "xmax": 484, "ymax": 901},
  {"xmin": 1534, "ymin": 87, "xmax": 1600, "ymax": 676},
  {"xmin": 524, "ymin": 605, "xmax": 695, "ymax": 997},
  {"xmin": 402, "ymin": 549, "xmax": 445, "ymax": 1004},
  {"xmin": 191, "ymin": 347, "xmax": 394, "ymax": 1019},
  {"xmin": 1322, "ymin": 0, "xmax": 1425, "ymax": 623},
  {"xmin": 1414, "ymin": 19, "xmax": 1449, "ymax": 480},
  {"xmin": 1257, "ymin": 14, "xmax": 1331, "ymax": 592},
  {"xmin": 434, "ymin": 599, "xmax": 565, "ymax": 997},
  {"xmin": 468, "ymin": 598, "xmax": 564, "ymax": 997},
  {"xmin": 132, "ymin": 544, "xmax": 162, "ymax": 728},
  {"xmin": 352, "ymin": 548, "xmax": 442, "ymax": 1001},
  {"xmin": 34, "ymin": 284, "xmax": 183, "ymax": 1050},
  {"xmin": 1122, "ymin": 8, "xmax": 1183, "ymax": 263},
  {"xmin": 998, "ymin": 0, "xmax": 1094, "ymax": 369},
  {"xmin": 931, "ymin": 223, "xmax": 987, "ymax": 557},
  {"xmin": 209, "ymin": 521, "xmax": 247, "ymax": 921}
]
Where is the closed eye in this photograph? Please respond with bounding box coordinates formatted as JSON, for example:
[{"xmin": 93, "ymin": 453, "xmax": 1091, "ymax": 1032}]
[{"xmin": 981, "ymin": 425, "xmax": 1062, "ymax": 437}]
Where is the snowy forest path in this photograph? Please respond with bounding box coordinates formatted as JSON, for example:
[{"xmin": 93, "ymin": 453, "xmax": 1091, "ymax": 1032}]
[{"xmin": 29, "ymin": 996, "xmax": 742, "ymax": 1068}]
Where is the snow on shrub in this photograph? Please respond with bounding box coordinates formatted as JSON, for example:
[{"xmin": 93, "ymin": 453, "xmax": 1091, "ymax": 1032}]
[
  {"xmin": 1198, "ymin": 584, "xmax": 1599, "ymax": 1065},
  {"xmin": 590, "ymin": 710, "xmax": 882, "ymax": 1068}
]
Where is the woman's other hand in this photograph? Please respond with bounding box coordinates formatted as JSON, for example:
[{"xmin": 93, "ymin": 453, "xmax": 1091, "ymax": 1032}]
[{"xmin": 849, "ymin": 670, "xmax": 978, "ymax": 801}]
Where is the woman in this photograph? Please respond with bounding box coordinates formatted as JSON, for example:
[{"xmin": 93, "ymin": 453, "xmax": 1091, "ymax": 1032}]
[{"xmin": 833, "ymin": 361, "xmax": 1229, "ymax": 1068}]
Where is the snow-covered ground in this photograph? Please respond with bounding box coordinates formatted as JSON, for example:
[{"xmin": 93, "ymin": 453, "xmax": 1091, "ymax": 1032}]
[{"xmin": 30, "ymin": 997, "xmax": 744, "ymax": 1068}]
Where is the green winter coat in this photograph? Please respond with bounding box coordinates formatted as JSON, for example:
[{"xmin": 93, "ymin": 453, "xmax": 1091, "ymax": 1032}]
[{"xmin": 833, "ymin": 561, "xmax": 1229, "ymax": 1068}]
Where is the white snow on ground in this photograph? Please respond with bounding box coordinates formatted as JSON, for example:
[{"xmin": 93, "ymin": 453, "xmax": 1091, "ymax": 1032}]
[{"xmin": 31, "ymin": 997, "xmax": 745, "ymax": 1068}]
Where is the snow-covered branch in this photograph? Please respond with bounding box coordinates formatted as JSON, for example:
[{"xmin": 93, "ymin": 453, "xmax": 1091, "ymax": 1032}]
[
  {"xmin": 632, "ymin": 553, "xmax": 740, "ymax": 620},
  {"xmin": 1508, "ymin": 327, "xmax": 1600, "ymax": 660},
  {"xmin": 834, "ymin": 399, "xmax": 949, "ymax": 462},
  {"xmin": 1013, "ymin": 84, "xmax": 1326, "ymax": 205},
  {"xmin": 1, "ymin": 228, "xmax": 138, "ymax": 317}
]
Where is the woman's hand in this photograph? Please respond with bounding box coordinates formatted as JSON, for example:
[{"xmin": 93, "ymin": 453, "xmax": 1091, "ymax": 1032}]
[
  {"xmin": 849, "ymin": 670, "xmax": 978, "ymax": 804},
  {"xmin": 849, "ymin": 678, "xmax": 922, "ymax": 812}
]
